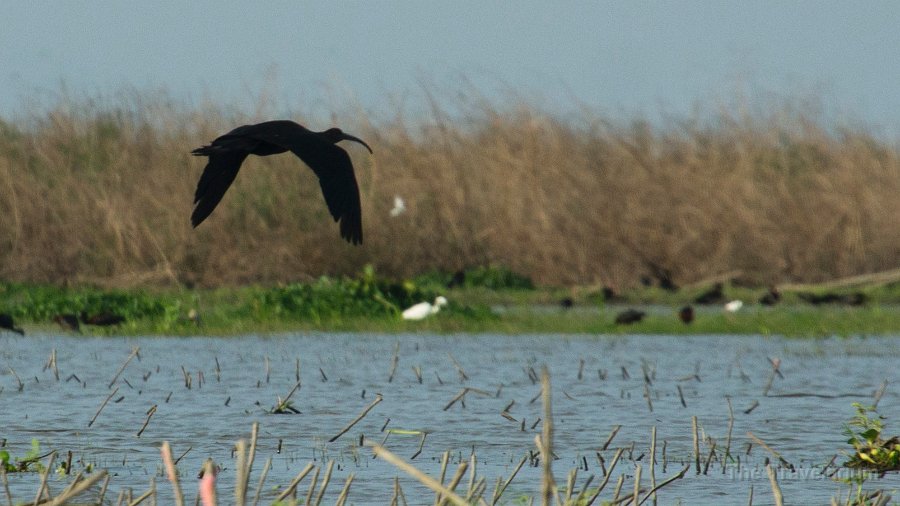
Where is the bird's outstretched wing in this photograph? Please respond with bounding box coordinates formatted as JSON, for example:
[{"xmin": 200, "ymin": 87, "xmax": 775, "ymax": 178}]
[
  {"xmin": 191, "ymin": 151, "xmax": 249, "ymax": 227},
  {"xmin": 287, "ymin": 137, "xmax": 363, "ymax": 245}
]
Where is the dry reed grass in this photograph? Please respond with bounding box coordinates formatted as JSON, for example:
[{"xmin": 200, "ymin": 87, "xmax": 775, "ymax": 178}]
[{"xmin": 1, "ymin": 86, "xmax": 898, "ymax": 287}]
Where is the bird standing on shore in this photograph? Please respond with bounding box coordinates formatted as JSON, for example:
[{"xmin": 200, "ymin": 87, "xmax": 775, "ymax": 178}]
[
  {"xmin": 0, "ymin": 313, "xmax": 24, "ymax": 335},
  {"xmin": 402, "ymin": 296, "xmax": 448, "ymax": 321},
  {"xmin": 191, "ymin": 120, "xmax": 373, "ymax": 245}
]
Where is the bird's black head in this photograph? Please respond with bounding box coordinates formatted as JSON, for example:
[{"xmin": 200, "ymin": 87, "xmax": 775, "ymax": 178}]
[{"xmin": 323, "ymin": 128, "xmax": 373, "ymax": 154}]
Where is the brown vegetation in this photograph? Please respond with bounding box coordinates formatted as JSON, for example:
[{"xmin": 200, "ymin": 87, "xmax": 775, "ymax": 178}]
[{"xmin": 0, "ymin": 87, "xmax": 898, "ymax": 287}]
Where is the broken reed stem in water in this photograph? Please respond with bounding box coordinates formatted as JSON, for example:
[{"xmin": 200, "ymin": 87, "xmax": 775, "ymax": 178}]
[
  {"xmin": 436, "ymin": 451, "xmax": 450, "ymax": 505},
  {"xmin": 329, "ymin": 394, "xmax": 383, "ymax": 442},
  {"xmin": 242, "ymin": 422, "xmax": 259, "ymax": 505},
  {"xmin": 447, "ymin": 352, "xmax": 469, "ymax": 381},
  {"xmin": 108, "ymin": 347, "xmax": 140, "ymax": 389},
  {"xmin": 234, "ymin": 439, "xmax": 248, "ymax": 506},
  {"xmin": 388, "ymin": 341, "xmax": 400, "ymax": 382},
  {"xmin": 304, "ymin": 466, "xmax": 320, "ymax": 506},
  {"xmin": 632, "ymin": 464, "xmax": 642, "ymax": 506},
  {"xmin": 135, "ymin": 404, "xmax": 157, "ymax": 437},
  {"xmin": 369, "ymin": 443, "xmax": 469, "ymax": 506},
  {"xmin": 274, "ymin": 462, "xmax": 315, "ymax": 502},
  {"xmin": 335, "ymin": 473, "xmax": 354, "ymax": 506},
  {"xmin": 585, "ymin": 447, "xmax": 624, "ymax": 506},
  {"xmin": 45, "ymin": 470, "xmax": 109, "ymax": 506},
  {"xmin": 765, "ymin": 464, "xmax": 784, "ymax": 506},
  {"xmin": 312, "ymin": 459, "xmax": 335, "ymax": 506},
  {"xmin": 1, "ymin": 465, "xmax": 12, "ymax": 506},
  {"xmin": 539, "ymin": 366, "xmax": 554, "ymax": 506},
  {"xmin": 692, "ymin": 416, "xmax": 700, "ymax": 474},
  {"xmin": 491, "ymin": 455, "xmax": 527, "ymax": 505},
  {"xmin": 250, "ymin": 456, "xmax": 272, "ymax": 506},
  {"xmin": 747, "ymin": 432, "xmax": 794, "ymax": 470},
  {"xmin": 160, "ymin": 442, "xmax": 185, "ymax": 506},
  {"xmin": 88, "ymin": 387, "xmax": 119, "ymax": 427},
  {"xmin": 649, "ymin": 426, "xmax": 657, "ymax": 506},
  {"xmin": 635, "ymin": 465, "xmax": 690, "ymax": 506},
  {"xmin": 602, "ymin": 425, "xmax": 622, "ymax": 451},
  {"xmin": 722, "ymin": 397, "xmax": 735, "ymax": 474},
  {"xmin": 33, "ymin": 451, "xmax": 57, "ymax": 505},
  {"xmin": 8, "ymin": 367, "xmax": 23, "ymax": 392},
  {"xmin": 126, "ymin": 476, "xmax": 155, "ymax": 506}
]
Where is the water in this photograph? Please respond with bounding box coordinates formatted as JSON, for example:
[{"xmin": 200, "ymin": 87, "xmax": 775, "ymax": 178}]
[{"xmin": 1, "ymin": 332, "xmax": 898, "ymax": 504}]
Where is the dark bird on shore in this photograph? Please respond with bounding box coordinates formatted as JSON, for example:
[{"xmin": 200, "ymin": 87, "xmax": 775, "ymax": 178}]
[
  {"xmin": 0, "ymin": 313, "xmax": 24, "ymax": 335},
  {"xmin": 759, "ymin": 286, "xmax": 781, "ymax": 305},
  {"xmin": 694, "ymin": 282, "xmax": 725, "ymax": 305},
  {"xmin": 678, "ymin": 305, "xmax": 695, "ymax": 324},
  {"xmin": 190, "ymin": 120, "xmax": 373, "ymax": 245},
  {"xmin": 447, "ymin": 270, "xmax": 466, "ymax": 289},
  {"xmin": 80, "ymin": 311, "xmax": 126, "ymax": 327},
  {"xmin": 53, "ymin": 314, "xmax": 81, "ymax": 333},
  {"xmin": 798, "ymin": 291, "xmax": 867, "ymax": 306},
  {"xmin": 559, "ymin": 297, "xmax": 574, "ymax": 309},
  {"xmin": 615, "ymin": 309, "xmax": 646, "ymax": 325}
]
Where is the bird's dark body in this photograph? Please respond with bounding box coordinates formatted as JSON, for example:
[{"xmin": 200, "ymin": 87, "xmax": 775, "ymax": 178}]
[
  {"xmin": 0, "ymin": 313, "xmax": 24, "ymax": 335},
  {"xmin": 80, "ymin": 311, "xmax": 126, "ymax": 327},
  {"xmin": 191, "ymin": 120, "xmax": 371, "ymax": 245}
]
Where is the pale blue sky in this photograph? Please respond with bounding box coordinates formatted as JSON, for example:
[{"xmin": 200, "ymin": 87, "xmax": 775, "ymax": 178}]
[{"xmin": 3, "ymin": 2, "xmax": 900, "ymax": 131}]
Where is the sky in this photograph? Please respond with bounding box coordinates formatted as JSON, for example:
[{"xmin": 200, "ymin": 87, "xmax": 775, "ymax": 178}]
[{"xmin": 3, "ymin": 1, "xmax": 900, "ymax": 133}]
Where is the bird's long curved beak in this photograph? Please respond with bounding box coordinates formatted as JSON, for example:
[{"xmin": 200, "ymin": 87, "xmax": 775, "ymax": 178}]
[{"xmin": 340, "ymin": 133, "xmax": 373, "ymax": 154}]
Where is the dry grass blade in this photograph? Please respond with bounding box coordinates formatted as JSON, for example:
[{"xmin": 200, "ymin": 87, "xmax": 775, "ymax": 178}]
[
  {"xmin": 45, "ymin": 470, "xmax": 108, "ymax": 506},
  {"xmin": 369, "ymin": 443, "xmax": 469, "ymax": 506},
  {"xmin": 335, "ymin": 473, "xmax": 354, "ymax": 506},
  {"xmin": 274, "ymin": 462, "xmax": 315, "ymax": 502},
  {"xmin": 635, "ymin": 464, "xmax": 689, "ymax": 506},
  {"xmin": 160, "ymin": 442, "xmax": 185, "ymax": 506},
  {"xmin": 312, "ymin": 459, "xmax": 334, "ymax": 506},
  {"xmin": 765, "ymin": 464, "xmax": 784, "ymax": 506},
  {"xmin": 32, "ymin": 451, "xmax": 56, "ymax": 505},
  {"xmin": 539, "ymin": 366, "xmax": 554, "ymax": 506},
  {"xmin": 491, "ymin": 455, "xmax": 527, "ymax": 505}
]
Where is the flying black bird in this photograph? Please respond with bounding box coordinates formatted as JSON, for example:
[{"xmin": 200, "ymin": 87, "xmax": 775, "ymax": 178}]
[
  {"xmin": 0, "ymin": 313, "xmax": 24, "ymax": 335},
  {"xmin": 190, "ymin": 120, "xmax": 373, "ymax": 245}
]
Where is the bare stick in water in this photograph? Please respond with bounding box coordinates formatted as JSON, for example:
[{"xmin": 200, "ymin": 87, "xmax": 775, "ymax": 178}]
[
  {"xmin": 765, "ymin": 464, "xmax": 784, "ymax": 506},
  {"xmin": 369, "ymin": 443, "xmax": 469, "ymax": 506},
  {"xmin": 108, "ymin": 347, "xmax": 140, "ymax": 389},
  {"xmin": 275, "ymin": 462, "xmax": 315, "ymax": 502},
  {"xmin": 88, "ymin": 386, "xmax": 120, "ymax": 427},
  {"xmin": 329, "ymin": 394, "xmax": 383, "ymax": 442}
]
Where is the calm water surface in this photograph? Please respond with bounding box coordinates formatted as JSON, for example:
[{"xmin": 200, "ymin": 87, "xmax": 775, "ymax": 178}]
[{"xmin": 1, "ymin": 332, "xmax": 898, "ymax": 504}]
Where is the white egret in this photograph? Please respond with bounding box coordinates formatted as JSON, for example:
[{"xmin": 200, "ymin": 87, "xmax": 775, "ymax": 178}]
[
  {"xmin": 402, "ymin": 296, "xmax": 448, "ymax": 321},
  {"xmin": 724, "ymin": 300, "xmax": 743, "ymax": 313},
  {"xmin": 389, "ymin": 195, "xmax": 406, "ymax": 217}
]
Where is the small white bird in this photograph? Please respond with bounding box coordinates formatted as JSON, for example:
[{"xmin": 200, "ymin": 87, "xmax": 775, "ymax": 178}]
[
  {"xmin": 389, "ymin": 195, "xmax": 406, "ymax": 217},
  {"xmin": 724, "ymin": 300, "xmax": 744, "ymax": 313},
  {"xmin": 402, "ymin": 296, "xmax": 448, "ymax": 321}
]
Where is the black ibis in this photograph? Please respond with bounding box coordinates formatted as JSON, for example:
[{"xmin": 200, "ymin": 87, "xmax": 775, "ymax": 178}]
[
  {"xmin": 694, "ymin": 282, "xmax": 725, "ymax": 305},
  {"xmin": 0, "ymin": 313, "xmax": 24, "ymax": 335},
  {"xmin": 678, "ymin": 305, "xmax": 694, "ymax": 324},
  {"xmin": 759, "ymin": 286, "xmax": 781, "ymax": 305},
  {"xmin": 80, "ymin": 311, "xmax": 126, "ymax": 327},
  {"xmin": 53, "ymin": 314, "xmax": 81, "ymax": 333},
  {"xmin": 190, "ymin": 120, "xmax": 373, "ymax": 245},
  {"xmin": 614, "ymin": 309, "xmax": 645, "ymax": 325}
]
